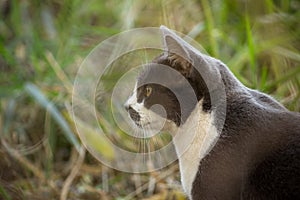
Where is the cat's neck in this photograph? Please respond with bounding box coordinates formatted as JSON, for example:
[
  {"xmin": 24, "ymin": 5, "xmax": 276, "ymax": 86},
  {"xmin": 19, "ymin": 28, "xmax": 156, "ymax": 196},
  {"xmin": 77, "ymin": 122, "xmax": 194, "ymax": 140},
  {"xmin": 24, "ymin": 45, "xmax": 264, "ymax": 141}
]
[{"xmin": 171, "ymin": 100, "xmax": 219, "ymax": 197}]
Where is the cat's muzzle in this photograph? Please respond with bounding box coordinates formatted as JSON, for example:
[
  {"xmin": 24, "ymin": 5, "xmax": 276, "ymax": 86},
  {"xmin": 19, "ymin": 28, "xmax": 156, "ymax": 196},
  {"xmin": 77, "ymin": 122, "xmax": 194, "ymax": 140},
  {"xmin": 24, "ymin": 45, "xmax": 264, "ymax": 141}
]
[{"xmin": 126, "ymin": 106, "xmax": 141, "ymax": 126}]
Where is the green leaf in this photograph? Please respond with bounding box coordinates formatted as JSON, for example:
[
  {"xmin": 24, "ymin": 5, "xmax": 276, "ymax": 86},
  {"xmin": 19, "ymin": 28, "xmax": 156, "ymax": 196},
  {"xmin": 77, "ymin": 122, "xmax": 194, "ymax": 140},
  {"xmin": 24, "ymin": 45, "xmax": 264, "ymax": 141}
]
[{"xmin": 24, "ymin": 82, "xmax": 81, "ymax": 152}]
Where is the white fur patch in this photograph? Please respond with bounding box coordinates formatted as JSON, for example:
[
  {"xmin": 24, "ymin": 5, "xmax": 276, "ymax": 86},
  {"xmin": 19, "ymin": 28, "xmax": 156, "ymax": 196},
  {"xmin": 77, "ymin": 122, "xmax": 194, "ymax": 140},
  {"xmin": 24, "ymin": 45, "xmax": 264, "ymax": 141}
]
[
  {"xmin": 125, "ymin": 83, "xmax": 141, "ymax": 110},
  {"xmin": 125, "ymin": 84, "xmax": 219, "ymax": 198},
  {"xmin": 125, "ymin": 84, "xmax": 167, "ymax": 136},
  {"xmin": 173, "ymin": 101, "xmax": 219, "ymax": 198}
]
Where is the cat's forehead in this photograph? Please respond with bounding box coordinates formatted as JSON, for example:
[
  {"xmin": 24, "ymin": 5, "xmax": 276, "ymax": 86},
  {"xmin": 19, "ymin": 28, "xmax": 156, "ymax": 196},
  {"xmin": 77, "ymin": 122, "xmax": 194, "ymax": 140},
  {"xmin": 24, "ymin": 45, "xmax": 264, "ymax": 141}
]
[{"xmin": 136, "ymin": 57, "xmax": 185, "ymax": 89}]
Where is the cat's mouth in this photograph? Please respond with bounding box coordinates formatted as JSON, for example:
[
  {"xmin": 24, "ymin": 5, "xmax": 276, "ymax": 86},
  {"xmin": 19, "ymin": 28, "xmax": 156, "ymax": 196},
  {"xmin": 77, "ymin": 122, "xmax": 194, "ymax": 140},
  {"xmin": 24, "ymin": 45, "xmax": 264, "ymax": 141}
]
[
  {"xmin": 127, "ymin": 107, "xmax": 163, "ymax": 129},
  {"xmin": 127, "ymin": 106, "xmax": 143, "ymax": 127},
  {"xmin": 127, "ymin": 106, "xmax": 140, "ymax": 121}
]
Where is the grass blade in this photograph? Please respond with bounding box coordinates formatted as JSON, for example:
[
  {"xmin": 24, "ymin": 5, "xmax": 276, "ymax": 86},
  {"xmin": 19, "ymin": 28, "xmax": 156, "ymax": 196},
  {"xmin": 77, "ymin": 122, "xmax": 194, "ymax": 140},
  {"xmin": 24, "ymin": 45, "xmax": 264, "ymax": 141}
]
[
  {"xmin": 0, "ymin": 185, "xmax": 12, "ymax": 200},
  {"xmin": 265, "ymin": 65, "xmax": 300, "ymax": 91},
  {"xmin": 24, "ymin": 83, "xmax": 81, "ymax": 152},
  {"xmin": 201, "ymin": 0, "xmax": 219, "ymax": 57},
  {"xmin": 245, "ymin": 14, "xmax": 257, "ymax": 87}
]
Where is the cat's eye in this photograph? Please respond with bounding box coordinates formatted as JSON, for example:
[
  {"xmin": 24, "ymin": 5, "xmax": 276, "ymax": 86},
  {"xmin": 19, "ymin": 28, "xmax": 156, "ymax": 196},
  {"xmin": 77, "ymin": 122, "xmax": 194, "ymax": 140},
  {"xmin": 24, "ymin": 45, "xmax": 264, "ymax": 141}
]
[{"xmin": 146, "ymin": 86, "xmax": 152, "ymax": 97}]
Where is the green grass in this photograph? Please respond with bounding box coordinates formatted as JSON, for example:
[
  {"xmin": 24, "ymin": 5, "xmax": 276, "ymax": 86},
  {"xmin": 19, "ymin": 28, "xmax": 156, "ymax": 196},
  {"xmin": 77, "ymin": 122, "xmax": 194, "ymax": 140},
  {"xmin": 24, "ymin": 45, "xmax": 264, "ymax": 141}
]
[
  {"xmin": 0, "ymin": 0, "xmax": 299, "ymax": 199},
  {"xmin": 0, "ymin": 185, "xmax": 12, "ymax": 200}
]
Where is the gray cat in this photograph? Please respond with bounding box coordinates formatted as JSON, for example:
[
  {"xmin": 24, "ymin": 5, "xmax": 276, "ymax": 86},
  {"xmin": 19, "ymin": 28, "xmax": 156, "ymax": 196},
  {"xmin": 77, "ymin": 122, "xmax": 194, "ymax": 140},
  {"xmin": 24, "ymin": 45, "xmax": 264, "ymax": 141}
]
[{"xmin": 125, "ymin": 26, "xmax": 300, "ymax": 200}]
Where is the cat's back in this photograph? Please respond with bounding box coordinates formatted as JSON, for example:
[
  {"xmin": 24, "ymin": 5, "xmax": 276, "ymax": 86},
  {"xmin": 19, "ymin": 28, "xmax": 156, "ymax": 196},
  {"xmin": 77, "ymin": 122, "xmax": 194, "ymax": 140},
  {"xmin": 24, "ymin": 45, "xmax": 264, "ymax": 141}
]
[
  {"xmin": 225, "ymin": 94, "xmax": 300, "ymax": 199},
  {"xmin": 192, "ymin": 92, "xmax": 300, "ymax": 200},
  {"xmin": 244, "ymin": 111, "xmax": 300, "ymax": 199}
]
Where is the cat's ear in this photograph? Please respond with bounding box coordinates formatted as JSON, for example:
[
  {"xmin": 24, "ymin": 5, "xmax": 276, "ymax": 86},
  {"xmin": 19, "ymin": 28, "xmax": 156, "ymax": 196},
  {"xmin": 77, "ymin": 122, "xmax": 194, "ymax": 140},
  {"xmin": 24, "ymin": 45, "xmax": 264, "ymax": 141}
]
[{"xmin": 160, "ymin": 25, "xmax": 193, "ymax": 77}]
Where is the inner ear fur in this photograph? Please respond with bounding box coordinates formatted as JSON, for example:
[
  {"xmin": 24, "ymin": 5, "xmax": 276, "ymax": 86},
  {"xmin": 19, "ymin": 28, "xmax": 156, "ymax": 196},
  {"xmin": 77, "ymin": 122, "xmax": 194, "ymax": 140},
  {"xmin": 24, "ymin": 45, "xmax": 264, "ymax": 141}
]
[
  {"xmin": 164, "ymin": 35, "xmax": 193, "ymax": 77},
  {"xmin": 167, "ymin": 52, "xmax": 192, "ymax": 77}
]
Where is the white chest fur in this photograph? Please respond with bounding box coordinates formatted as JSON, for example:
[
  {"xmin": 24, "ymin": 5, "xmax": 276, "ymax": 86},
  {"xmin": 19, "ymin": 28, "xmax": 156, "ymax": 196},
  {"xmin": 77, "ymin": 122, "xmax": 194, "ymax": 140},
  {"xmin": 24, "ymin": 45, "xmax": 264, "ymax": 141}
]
[{"xmin": 172, "ymin": 101, "xmax": 219, "ymax": 198}]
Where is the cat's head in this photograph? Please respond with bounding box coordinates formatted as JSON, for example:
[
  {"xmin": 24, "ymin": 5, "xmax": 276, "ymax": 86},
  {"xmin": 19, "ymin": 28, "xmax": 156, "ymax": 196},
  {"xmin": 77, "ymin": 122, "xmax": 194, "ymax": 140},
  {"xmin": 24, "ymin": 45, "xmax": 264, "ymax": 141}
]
[{"xmin": 124, "ymin": 26, "xmax": 229, "ymax": 133}]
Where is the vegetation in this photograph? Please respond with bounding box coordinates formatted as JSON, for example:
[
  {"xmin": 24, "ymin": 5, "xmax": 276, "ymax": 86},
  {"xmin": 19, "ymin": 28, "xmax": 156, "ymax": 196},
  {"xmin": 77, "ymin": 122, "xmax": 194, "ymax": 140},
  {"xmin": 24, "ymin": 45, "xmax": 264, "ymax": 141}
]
[{"xmin": 0, "ymin": 0, "xmax": 299, "ymax": 199}]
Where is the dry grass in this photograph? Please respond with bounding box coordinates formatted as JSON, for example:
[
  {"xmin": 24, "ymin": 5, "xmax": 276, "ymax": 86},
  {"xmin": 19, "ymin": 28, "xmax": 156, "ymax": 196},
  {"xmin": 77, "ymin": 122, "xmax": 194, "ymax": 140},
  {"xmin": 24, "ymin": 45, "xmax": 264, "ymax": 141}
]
[{"xmin": 0, "ymin": 0, "xmax": 299, "ymax": 199}]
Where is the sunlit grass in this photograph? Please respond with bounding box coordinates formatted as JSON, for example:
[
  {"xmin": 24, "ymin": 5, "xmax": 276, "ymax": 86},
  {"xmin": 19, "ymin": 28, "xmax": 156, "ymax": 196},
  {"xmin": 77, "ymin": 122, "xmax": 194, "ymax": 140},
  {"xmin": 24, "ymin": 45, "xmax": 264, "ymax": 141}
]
[{"xmin": 0, "ymin": 0, "xmax": 299, "ymax": 199}]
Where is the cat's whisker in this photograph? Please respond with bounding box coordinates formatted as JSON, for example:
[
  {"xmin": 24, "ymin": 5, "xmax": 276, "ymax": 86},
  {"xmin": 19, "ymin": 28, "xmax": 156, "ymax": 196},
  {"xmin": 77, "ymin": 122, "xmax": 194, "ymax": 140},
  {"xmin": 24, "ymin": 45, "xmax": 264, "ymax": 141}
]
[
  {"xmin": 143, "ymin": 116, "xmax": 166, "ymax": 165},
  {"xmin": 175, "ymin": 112, "xmax": 184, "ymax": 127},
  {"xmin": 140, "ymin": 123, "xmax": 148, "ymax": 155},
  {"xmin": 132, "ymin": 127, "xmax": 141, "ymax": 149},
  {"xmin": 140, "ymin": 120, "xmax": 157, "ymax": 163}
]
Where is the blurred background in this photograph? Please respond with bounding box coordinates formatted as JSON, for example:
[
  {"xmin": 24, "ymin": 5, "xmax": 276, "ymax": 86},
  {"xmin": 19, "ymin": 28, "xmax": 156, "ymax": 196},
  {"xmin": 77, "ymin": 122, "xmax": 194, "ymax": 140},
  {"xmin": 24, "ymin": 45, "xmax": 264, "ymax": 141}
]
[{"xmin": 0, "ymin": 0, "xmax": 299, "ymax": 199}]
